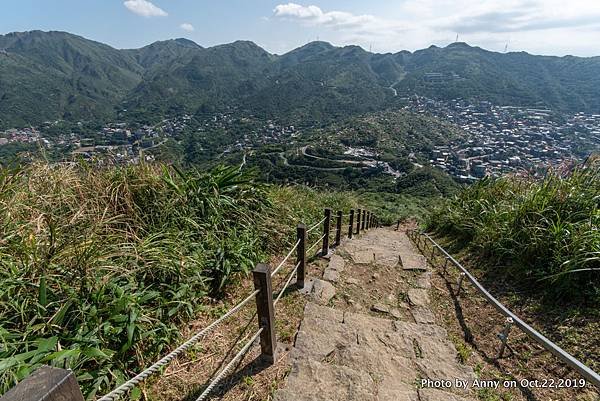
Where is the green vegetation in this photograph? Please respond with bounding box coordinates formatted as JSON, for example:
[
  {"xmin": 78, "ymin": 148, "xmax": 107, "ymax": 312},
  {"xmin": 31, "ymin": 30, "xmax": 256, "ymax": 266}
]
[
  {"xmin": 0, "ymin": 162, "xmax": 357, "ymax": 398},
  {"xmin": 426, "ymin": 157, "xmax": 600, "ymax": 302},
  {"xmin": 2, "ymin": 31, "xmax": 600, "ymax": 128}
]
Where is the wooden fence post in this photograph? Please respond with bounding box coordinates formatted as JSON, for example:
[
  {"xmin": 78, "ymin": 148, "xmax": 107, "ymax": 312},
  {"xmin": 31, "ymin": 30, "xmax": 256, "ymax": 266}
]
[
  {"xmin": 322, "ymin": 208, "xmax": 332, "ymax": 256},
  {"xmin": 366, "ymin": 211, "xmax": 370, "ymax": 230},
  {"xmin": 361, "ymin": 210, "xmax": 366, "ymax": 231},
  {"xmin": 0, "ymin": 366, "xmax": 84, "ymax": 401},
  {"xmin": 253, "ymin": 264, "xmax": 277, "ymax": 364},
  {"xmin": 296, "ymin": 224, "xmax": 307, "ymax": 288},
  {"xmin": 335, "ymin": 210, "xmax": 342, "ymax": 247},
  {"xmin": 348, "ymin": 209, "xmax": 355, "ymax": 239},
  {"xmin": 356, "ymin": 208, "xmax": 362, "ymax": 234}
]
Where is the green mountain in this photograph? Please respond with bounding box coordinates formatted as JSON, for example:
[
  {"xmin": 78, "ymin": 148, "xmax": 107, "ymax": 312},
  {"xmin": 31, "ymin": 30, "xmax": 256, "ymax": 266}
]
[
  {"xmin": 0, "ymin": 31, "xmax": 142, "ymax": 127},
  {"xmin": 1, "ymin": 31, "xmax": 600, "ymax": 128},
  {"xmin": 394, "ymin": 42, "xmax": 600, "ymax": 112}
]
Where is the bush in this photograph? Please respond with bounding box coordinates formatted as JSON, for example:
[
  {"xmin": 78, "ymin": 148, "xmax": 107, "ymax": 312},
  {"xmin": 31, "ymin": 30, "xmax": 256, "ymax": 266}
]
[
  {"xmin": 0, "ymin": 162, "xmax": 358, "ymax": 397},
  {"xmin": 426, "ymin": 158, "xmax": 600, "ymax": 302}
]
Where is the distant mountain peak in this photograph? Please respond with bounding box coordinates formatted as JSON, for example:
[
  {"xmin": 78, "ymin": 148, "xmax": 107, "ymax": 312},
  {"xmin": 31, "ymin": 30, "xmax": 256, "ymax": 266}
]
[
  {"xmin": 173, "ymin": 38, "xmax": 201, "ymax": 48},
  {"xmin": 446, "ymin": 42, "xmax": 472, "ymax": 49}
]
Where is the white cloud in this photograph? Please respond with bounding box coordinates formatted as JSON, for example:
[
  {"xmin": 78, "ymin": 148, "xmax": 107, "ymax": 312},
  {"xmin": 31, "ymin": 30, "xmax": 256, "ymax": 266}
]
[
  {"xmin": 124, "ymin": 0, "xmax": 168, "ymax": 18},
  {"xmin": 180, "ymin": 23, "xmax": 195, "ymax": 32},
  {"xmin": 271, "ymin": 1, "xmax": 600, "ymax": 56}
]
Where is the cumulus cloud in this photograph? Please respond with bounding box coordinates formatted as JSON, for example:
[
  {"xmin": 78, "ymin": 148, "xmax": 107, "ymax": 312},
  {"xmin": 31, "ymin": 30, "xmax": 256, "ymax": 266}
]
[
  {"xmin": 124, "ymin": 0, "xmax": 168, "ymax": 17},
  {"xmin": 180, "ymin": 23, "xmax": 195, "ymax": 32},
  {"xmin": 271, "ymin": 1, "xmax": 600, "ymax": 56},
  {"xmin": 273, "ymin": 3, "xmax": 398, "ymax": 33}
]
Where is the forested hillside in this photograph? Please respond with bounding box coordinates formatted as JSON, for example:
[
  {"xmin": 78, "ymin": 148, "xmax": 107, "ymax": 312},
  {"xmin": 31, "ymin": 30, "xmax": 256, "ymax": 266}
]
[{"xmin": 2, "ymin": 31, "xmax": 600, "ymax": 128}]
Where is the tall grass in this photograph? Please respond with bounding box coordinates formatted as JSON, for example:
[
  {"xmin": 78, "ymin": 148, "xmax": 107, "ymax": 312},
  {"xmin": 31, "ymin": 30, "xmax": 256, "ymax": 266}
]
[
  {"xmin": 426, "ymin": 157, "xmax": 600, "ymax": 302},
  {"xmin": 0, "ymin": 162, "xmax": 357, "ymax": 398}
]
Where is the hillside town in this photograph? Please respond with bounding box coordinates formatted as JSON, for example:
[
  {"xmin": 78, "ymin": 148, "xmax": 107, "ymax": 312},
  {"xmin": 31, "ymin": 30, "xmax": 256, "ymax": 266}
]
[{"xmin": 404, "ymin": 96, "xmax": 600, "ymax": 181}]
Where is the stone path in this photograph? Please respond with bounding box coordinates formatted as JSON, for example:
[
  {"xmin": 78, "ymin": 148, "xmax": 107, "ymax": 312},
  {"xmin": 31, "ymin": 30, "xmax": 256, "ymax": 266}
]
[{"xmin": 275, "ymin": 227, "xmax": 477, "ymax": 401}]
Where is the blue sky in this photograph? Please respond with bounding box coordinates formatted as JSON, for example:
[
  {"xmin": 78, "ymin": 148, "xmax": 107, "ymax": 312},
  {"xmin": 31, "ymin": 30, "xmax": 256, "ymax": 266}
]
[{"xmin": 2, "ymin": 1, "xmax": 600, "ymax": 56}]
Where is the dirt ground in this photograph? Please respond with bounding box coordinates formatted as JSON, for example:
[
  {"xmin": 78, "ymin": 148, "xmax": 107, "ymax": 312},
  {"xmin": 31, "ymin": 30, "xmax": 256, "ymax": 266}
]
[
  {"xmin": 141, "ymin": 253, "xmax": 329, "ymax": 401},
  {"xmin": 417, "ymin": 233, "xmax": 600, "ymax": 401}
]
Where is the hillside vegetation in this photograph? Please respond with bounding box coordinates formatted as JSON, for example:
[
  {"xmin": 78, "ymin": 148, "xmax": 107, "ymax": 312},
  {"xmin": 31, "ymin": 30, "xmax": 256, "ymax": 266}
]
[
  {"xmin": 2, "ymin": 31, "xmax": 600, "ymax": 127},
  {"xmin": 427, "ymin": 158, "xmax": 600, "ymax": 303},
  {"xmin": 0, "ymin": 162, "xmax": 358, "ymax": 398}
]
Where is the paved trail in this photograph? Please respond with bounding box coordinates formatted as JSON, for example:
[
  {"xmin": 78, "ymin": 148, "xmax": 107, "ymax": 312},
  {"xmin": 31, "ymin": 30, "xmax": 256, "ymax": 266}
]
[{"xmin": 275, "ymin": 227, "xmax": 477, "ymax": 401}]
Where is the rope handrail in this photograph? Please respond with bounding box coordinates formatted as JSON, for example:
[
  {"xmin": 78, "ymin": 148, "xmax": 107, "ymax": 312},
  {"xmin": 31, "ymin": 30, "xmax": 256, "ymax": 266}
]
[
  {"xmin": 32, "ymin": 207, "xmax": 377, "ymax": 399},
  {"xmin": 271, "ymin": 238, "xmax": 301, "ymax": 277},
  {"xmin": 274, "ymin": 261, "xmax": 301, "ymax": 306},
  {"xmin": 306, "ymin": 233, "xmax": 326, "ymax": 254},
  {"xmin": 307, "ymin": 217, "xmax": 326, "ymax": 233},
  {"xmin": 195, "ymin": 327, "xmax": 264, "ymax": 401},
  {"xmin": 414, "ymin": 230, "xmax": 600, "ymax": 388},
  {"xmin": 97, "ymin": 288, "xmax": 259, "ymax": 401}
]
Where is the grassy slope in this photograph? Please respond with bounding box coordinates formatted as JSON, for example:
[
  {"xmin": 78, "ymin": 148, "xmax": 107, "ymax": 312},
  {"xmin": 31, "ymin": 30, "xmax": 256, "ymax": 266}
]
[
  {"xmin": 0, "ymin": 162, "xmax": 358, "ymax": 398},
  {"xmin": 426, "ymin": 159, "xmax": 600, "ymax": 302}
]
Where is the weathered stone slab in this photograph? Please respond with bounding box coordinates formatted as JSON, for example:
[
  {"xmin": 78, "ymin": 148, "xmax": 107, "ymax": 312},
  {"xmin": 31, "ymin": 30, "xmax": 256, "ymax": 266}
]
[
  {"xmin": 418, "ymin": 388, "xmax": 475, "ymax": 401},
  {"xmin": 408, "ymin": 288, "xmax": 430, "ymax": 307},
  {"xmin": 400, "ymin": 254, "xmax": 428, "ymax": 271},
  {"xmin": 310, "ymin": 279, "xmax": 336, "ymax": 305},
  {"xmin": 414, "ymin": 335, "xmax": 461, "ymax": 364},
  {"xmin": 352, "ymin": 250, "xmax": 375, "ymax": 264},
  {"xmin": 292, "ymin": 319, "xmax": 356, "ymax": 361},
  {"xmin": 374, "ymin": 251, "xmax": 399, "ymax": 268},
  {"xmin": 274, "ymin": 359, "xmax": 377, "ymax": 401},
  {"xmin": 328, "ymin": 254, "xmax": 345, "ymax": 272},
  {"xmin": 378, "ymin": 377, "xmax": 420, "ymax": 401},
  {"xmin": 343, "ymin": 311, "xmax": 395, "ymax": 333},
  {"xmin": 415, "ymin": 272, "xmax": 432, "ymax": 289},
  {"xmin": 345, "ymin": 277, "xmax": 360, "ymax": 285},
  {"xmin": 304, "ymin": 302, "xmax": 344, "ymax": 323},
  {"xmin": 323, "ymin": 268, "xmax": 340, "ymax": 283},
  {"xmin": 393, "ymin": 321, "xmax": 448, "ymax": 339},
  {"xmin": 416, "ymin": 358, "xmax": 476, "ymax": 385},
  {"xmin": 411, "ymin": 306, "xmax": 436, "ymax": 324}
]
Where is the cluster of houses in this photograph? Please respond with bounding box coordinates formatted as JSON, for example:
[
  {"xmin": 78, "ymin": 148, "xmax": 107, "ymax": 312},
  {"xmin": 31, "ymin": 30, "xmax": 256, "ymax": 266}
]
[{"xmin": 404, "ymin": 97, "xmax": 600, "ymax": 182}]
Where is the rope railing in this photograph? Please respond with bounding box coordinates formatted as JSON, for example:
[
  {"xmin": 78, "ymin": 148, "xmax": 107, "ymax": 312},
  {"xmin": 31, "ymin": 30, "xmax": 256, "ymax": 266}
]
[
  {"xmin": 307, "ymin": 233, "xmax": 326, "ymax": 254},
  {"xmin": 273, "ymin": 261, "xmax": 301, "ymax": 306},
  {"xmin": 195, "ymin": 328, "xmax": 264, "ymax": 401},
  {"xmin": 409, "ymin": 230, "xmax": 600, "ymax": 389},
  {"xmin": 96, "ymin": 288, "xmax": 259, "ymax": 401},
  {"xmin": 271, "ymin": 238, "xmax": 301, "ymax": 277},
  {"xmin": 5, "ymin": 207, "xmax": 379, "ymax": 401},
  {"xmin": 307, "ymin": 217, "xmax": 326, "ymax": 233}
]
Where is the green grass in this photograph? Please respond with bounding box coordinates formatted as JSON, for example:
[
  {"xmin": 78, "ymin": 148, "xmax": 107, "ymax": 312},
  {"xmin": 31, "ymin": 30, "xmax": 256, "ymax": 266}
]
[
  {"xmin": 0, "ymin": 162, "xmax": 358, "ymax": 398},
  {"xmin": 426, "ymin": 157, "xmax": 600, "ymax": 303}
]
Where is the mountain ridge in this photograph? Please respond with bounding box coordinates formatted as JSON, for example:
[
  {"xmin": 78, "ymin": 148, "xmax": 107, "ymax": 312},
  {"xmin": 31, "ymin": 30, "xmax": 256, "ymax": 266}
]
[{"xmin": 2, "ymin": 30, "xmax": 600, "ymax": 128}]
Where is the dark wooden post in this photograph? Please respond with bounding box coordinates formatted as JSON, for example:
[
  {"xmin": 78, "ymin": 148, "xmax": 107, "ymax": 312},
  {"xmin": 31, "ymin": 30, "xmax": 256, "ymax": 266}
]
[
  {"xmin": 322, "ymin": 208, "xmax": 332, "ymax": 256},
  {"xmin": 253, "ymin": 264, "xmax": 277, "ymax": 364},
  {"xmin": 335, "ymin": 210, "xmax": 342, "ymax": 247},
  {"xmin": 396, "ymin": 219, "xmax": 400, "ymax": 231},
  {"xmin": 296, "ymin": 224, "xmax": 307, "ymax": 288},
  {"xmin": 365, "ymin": 211, "xmax": 370, "ymax": 230},
  {"xmin": 356, "ymin": 208, "xmax": 362, "ymax": 234},
  {"xmin": 348, "ymin": 209, "xmax": 355, "ymax": 239},
  {"xmin": 361, "ymin": 210, "xmax": 366, "ymax": 231},
  {"xmin": 0, "ymin": 366, "xmax": 84, "ymax": 401}
]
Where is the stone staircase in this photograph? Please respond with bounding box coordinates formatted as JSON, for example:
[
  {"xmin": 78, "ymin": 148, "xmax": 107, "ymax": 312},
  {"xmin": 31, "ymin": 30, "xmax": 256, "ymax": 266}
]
[{"xmin": 275, "ymin": 227, "xmax": 477, "ymax": 401}]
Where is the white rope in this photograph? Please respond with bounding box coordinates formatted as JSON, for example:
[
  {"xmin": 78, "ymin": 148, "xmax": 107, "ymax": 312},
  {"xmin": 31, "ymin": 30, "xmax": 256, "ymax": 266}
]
[
  {"xmin": 307, "ymin": 234, "xmax": 326, "ymax": 254},
  {"xmin": 271, "ymin": 239, "xmax": 301, "ymax": 277},
  {"xmin": 307, "ymin": 217, "xmax": 326, "ymax": 233},
  {"xmin": 195, "ymin": 328, "xmax": 264, "ymax": 401},
  {"xmin": 97, "ymin": 289, "xmax": 259, "ymax": 401},
  {"xmin": 274, "ymin": 261, "xmax": 301, "ymax": 306}
]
